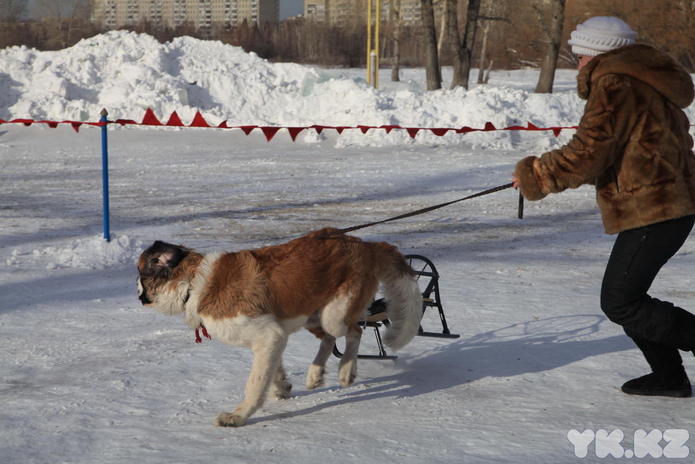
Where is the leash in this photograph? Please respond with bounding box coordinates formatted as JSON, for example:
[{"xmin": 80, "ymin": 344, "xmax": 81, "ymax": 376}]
[{"xmin": 331, "ymin": 182, "xmax": 518, "ymax": 236}]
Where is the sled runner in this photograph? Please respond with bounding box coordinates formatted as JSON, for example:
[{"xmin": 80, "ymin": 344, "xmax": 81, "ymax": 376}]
[{"xmin": 333, "ymin": 254, "xmax": 460, "ymax": 360}]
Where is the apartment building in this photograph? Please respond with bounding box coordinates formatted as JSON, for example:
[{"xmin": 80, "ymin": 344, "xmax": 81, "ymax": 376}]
[
  {"xmin": 304, "ymin": 0, "xmax": 421, "ymax": 24},
  {"xmin": 91, "ymin": 0, "xmax": 279, "ymax": 29}
]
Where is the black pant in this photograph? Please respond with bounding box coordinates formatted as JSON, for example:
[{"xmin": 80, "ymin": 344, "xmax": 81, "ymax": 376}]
[{"xmin": 601, "ymin": 215, "xmax": 695, "ymax": 375}]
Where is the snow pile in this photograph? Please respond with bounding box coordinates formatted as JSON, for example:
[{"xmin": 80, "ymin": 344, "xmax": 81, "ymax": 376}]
[
  {"xmin": 7, "ymin": 235, "xmax": 143, "ymax": 270},
  {"xmin": 0, "ymin": 30, "xmax": 591, "ymax": 150},
  {"xmin": 1, "ymin": 31, "xmax": 312, "ymax": 124}
]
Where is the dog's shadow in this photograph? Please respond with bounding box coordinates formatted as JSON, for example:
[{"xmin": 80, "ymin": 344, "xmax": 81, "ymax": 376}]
[{"xmin": 253, "ymin": 314, "xmax": 632, "ymax": 425}]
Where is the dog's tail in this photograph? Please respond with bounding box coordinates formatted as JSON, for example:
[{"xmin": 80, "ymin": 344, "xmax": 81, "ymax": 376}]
[{"xmin": 371, "ymin": 242, "xmax": 423, "ymax": 351}]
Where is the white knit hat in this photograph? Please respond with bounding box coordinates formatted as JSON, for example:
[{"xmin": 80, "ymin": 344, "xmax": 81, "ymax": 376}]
[{"xmin": 568, "ymin": 16, "xmax": 637, "ymax": 57}]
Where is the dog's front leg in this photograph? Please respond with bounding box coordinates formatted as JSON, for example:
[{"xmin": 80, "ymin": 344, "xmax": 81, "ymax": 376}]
[{"xmin": 215, "ymin": 336, "xmax": 287, "ymax": 427}]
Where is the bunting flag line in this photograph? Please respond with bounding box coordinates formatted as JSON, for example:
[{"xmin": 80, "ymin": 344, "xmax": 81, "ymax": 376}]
[
  {"xmin": 0, "ymin": 117, "xmax": 105, "ymax": 132},
  {"xmin": 113, "ymin": 108, "xmax": 583, "ymax": 141},
  {"xmin": 9, "ymin": 107, "xmax": 692, "ymax": 140}
]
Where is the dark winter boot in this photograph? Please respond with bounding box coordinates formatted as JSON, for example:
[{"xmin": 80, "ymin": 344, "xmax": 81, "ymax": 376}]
[
  {"xmin": 662, "ymin": 309, "xmax": 695, "ymax": 353},
  {"xmin": 621, "ymin": 371, "xmax": 691, "ymax": 398},
  {"xmin": 621, "ymin": 328, "xmax": 692, "ymax": 397}
]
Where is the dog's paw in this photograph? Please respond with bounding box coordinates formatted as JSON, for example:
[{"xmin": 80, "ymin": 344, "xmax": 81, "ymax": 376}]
[
  {"xmin": 339, "ymin": 372, "xmax": 356, "ymax": 387},
  {"xmin": 214, "ymin": 412, "xmax": 246, "ymax": 427},
  {"xmin": 338, "ymin": 363, "xmax": 356, "ymax": 387},
  {"xmin": 305, "ymin": 365, "xmax": 326, "ymax": 390},
  {"xmin": 271, "ymin": 381, "xmax": 292, "ymax": 400}
]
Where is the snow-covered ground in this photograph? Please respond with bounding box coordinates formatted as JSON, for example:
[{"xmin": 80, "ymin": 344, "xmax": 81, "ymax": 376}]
[{"xmin": 2, "ymin": 32, "xmax": 695, "ymax": 464}]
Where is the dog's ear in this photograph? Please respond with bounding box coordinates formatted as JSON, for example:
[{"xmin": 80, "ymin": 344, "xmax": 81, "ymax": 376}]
[{"xmin": 144, "ymin": 241, "xmax": 189, "ymax": 273}]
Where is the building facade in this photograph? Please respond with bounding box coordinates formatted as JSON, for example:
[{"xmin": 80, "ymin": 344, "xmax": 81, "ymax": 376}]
[
  {"xmin": 304, "ymin": 0, "xmax": 422, "ymax": 25},
  {"xmin": 91, "ymin": 0, "xmax": 279, "ymax": 29}
]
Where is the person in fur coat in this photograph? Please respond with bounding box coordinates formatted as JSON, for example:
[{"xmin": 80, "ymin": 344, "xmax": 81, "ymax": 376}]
[{"xmin": 513, "ymin": 16, "xmax": 695, "ymax": 397}]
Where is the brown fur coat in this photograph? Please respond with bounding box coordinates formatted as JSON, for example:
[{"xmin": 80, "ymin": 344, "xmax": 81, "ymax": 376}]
[{"xmin": 515, "ymin": 44, "xmax": 695, "ymax": 234}]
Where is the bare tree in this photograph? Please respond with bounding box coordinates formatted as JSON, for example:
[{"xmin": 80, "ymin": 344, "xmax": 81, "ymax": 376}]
[
  {"xmin": 390, "ymin": 0, "xmax": 402, "ymax": 82},
  {"xmin": 437, "ymin": 0, "xmax": 452, "ymax": 60},
  {"xmin": 534, "ymin": 0, "xmax": 566, "ymax": 93},
  {"xmin": 449, "ymin": 0, "xmax": 481, "ymax": 89},
  {"xmin": 476, "ymin": 20, "xmax": 491, "ymax": 84},
  {"xmin": 33, "ymin": 0, "xmax": 91, "ymax": 47},
  {"xmin": 0, "ymin": 0, "xmax": 28, "ymax": 21},
  {"xmin": 476, "ymin": 2, "xmax": 509, "ymax": 85},
  {"xmin": 420, "ymin": 0, "xmax": 441, "ymax": 90}
]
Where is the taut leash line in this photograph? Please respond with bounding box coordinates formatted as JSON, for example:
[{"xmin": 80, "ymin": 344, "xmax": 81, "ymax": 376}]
[{"xmin": 332, "ymin": 182, "xmax": 516, "ymax": 236}]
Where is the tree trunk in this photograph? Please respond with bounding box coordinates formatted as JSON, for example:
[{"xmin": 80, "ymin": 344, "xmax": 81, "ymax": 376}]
[
  {"xmin": 483, "ymin": 60, "xmax": 493, "ymax": 84},
  {"xmin": 450, "ymin": 0, "xmax": 480, "ymax": 89},
  {"xmin": 0, "ymin": 0, "xmax": 28, "ymax": 21},
  {"xmin": 391, "ymin": 0, "xmax": 401, "ymax": 82},
  {"xmin": 437, "ymin": 0, "xmax": 450, "ymax": 61},
  {"xmin": 420, "ymin": 0, "xmax": 441, "ymax": 90},
  {"xmin": 476, "ymin": 21, "xmax": 490, "ymax": 84},
  {"xmin": 534, "ymin": 0, "xmax": 566, "ymax": 94}
]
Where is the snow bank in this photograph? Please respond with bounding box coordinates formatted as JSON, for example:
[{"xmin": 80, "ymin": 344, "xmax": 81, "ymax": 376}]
[
  {"xmin": 7, "ymin": 235, "xmax": 143, "ymax": 270},
  {"xmin": 3, "ymin": 31, "xmax": 692, "ymax": 150},
  {"xmin": 0, "ymin": 30, "xmax": 586, "ymax": 150}
]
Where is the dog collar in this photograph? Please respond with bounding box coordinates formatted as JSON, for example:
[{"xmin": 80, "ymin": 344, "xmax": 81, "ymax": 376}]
[{"xmin": 181, "ymin": 286, "xmax": 209, "ymax": 343}]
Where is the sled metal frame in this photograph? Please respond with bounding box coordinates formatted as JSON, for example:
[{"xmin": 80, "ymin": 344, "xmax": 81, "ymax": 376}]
[{"xmin": 333, "ymin": 254, "xmax": 459, "ymax": 360}]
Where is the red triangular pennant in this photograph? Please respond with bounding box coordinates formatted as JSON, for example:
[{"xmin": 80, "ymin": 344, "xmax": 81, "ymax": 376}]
[
  {"xmin": 358, "ymin": 125, "xmax": 372, "ymax": 134},
  {"xmin": 240, "ymin": 126, "xmax": 256, "ymax": 135},
  {"xmin": 165, "ymin": 112, "xmax": 184, "ymax": 126},
  {"xmin": 483, "ymin": 122, "xmax": 496, "ymax": 131},
  {"xmin": 261, "ymin": 127, "xmax": 281, "ymax": 141},
  {"xmin": 380, "ymin": 125, "xmax": 400, "ymax": 134},
  {"xmin": 141, "ymin": 108, "xmax": 162, "ymax": 125},
  {"xmin": 10, "ymin": 119, "xmax": 33, "ymax": 126},
  {"xmin": 189, "ymin": 111, "xmax": 210, "ymax": 127},
  {"xmin": 406, "ymin": 128, "xmax": 420, "ymax": 138},
  {"xmin": 287, "ymin": 127, "xmax": 305, "ymax": 141},
  {"xmin": 114, "ymin": 118, "xmax": 137, "ymax": 126},
  {"xmin": 430, "ymin": 128, "xmax": 450, "ymax": 137}
]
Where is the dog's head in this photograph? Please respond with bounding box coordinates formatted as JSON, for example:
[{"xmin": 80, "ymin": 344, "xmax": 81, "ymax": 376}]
[{"xmin": 136, "ymin": 241, "xmax": 191, "ymax": 313}]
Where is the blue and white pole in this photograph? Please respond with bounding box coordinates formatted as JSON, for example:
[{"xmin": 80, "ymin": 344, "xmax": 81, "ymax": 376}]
[{"xmin": 100, "ymin": 108, "xmax": 110, "ymax": 242}]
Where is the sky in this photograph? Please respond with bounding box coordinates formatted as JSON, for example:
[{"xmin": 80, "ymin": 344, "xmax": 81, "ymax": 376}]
[{"xmin": 281, "ymin": 0, "xmax": 304, "ymax": 19}]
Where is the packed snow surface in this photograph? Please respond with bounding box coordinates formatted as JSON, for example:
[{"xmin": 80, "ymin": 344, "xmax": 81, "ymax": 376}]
[{"xmin": 2, "ymin": 31, "xmax": 695, "ymax": 463}]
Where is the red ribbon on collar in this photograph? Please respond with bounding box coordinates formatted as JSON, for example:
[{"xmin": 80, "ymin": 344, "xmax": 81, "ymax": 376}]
[{"xmin": 195, "ymin": 325, "xmax": 212, "ymax": 343}]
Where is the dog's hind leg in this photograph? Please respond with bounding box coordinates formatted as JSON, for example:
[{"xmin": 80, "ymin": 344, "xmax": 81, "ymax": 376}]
[
  {"xmin": 306, "ymin": 333, "xmax": 335, "ymax": 390},
  {"xmin": 338, "ymin": 324, "xmax": 362, "ymax": 387},
  {"xmin": 215, "ymin": 334, "xmax": 288, "ymax": 427},
  {"xmin": 270, "ymin": 364, "xmax": 292, "ymax": 399}
]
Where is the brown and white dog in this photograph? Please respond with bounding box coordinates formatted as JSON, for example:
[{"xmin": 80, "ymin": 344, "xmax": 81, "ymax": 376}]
[{"xmin": 136, "ymin": 228, "xmax": 423, "ymax": 427}]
